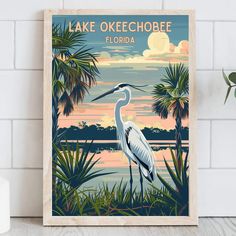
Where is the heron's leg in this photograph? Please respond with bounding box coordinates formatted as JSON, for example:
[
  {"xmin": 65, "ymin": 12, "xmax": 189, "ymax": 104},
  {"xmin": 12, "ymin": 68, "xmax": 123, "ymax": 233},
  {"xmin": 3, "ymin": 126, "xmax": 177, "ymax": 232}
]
[
  {"xmin": 138, "ymin": 166, "xmax": 144, "ymax": 209},
  {"xmin": 129, "ymin": 164, "xmax": 133, "ymax": 206}
]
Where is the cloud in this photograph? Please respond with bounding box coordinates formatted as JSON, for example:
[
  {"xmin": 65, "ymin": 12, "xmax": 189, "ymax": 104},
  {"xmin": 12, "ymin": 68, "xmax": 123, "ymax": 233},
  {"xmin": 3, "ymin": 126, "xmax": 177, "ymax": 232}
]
[
  {"xmin": 102, "ymin": 45, "xmax": 133, "ymax": 53},
  {"xmin": 99, "ymin": 51, "xmax": 111, "ymax": 59},
  {"xmin": 96, "ymin": 81, "xmax": 117, "ymax": 86},
  {"xmin": 143, "ymin": 32, "xmax": 189, "ymax": 58},
  {"xmin": 175, "ymin": 40, "xmax": 189, "ymax": 54},
  {"xmin": 97, "ymin": 32, "xmax": 189, "ymax": 67},
  {"xmin": 103, "ymin": 45, "xmax": 133, "ymax": 50},
  {"xmin": 143, "ymin": 32, "xmax": 170, "ymax": 56}
]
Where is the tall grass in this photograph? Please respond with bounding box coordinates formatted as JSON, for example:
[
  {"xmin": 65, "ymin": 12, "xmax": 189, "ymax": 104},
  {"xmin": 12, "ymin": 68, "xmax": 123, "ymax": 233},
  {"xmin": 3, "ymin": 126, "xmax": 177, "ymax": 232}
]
[
  {"xmin": 53, "ymin": 180, "xmax": 175, "ymax": 216},
  {"xmin": 52, "ymin": 141, "xmax": 114, "ymax": 215},
  {"xmin": 156, "ymin": 148, "xmax": 189, "ymax": 215},
  {"xmin": 52, "ymin": 141, "xmax": 189, "ymax": 216}
]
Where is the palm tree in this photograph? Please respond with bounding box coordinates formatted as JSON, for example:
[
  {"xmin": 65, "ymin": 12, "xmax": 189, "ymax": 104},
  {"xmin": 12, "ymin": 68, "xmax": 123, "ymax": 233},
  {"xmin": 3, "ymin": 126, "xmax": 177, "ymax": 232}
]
[
  {"xmin": 52, "ymin": 23, "xmax": 99, "ymax": 143},
  {"xmin": 152, "ymin": 63, "xmax": 189, "ymax": 159},
  {"xmin": 52, "ymin": 23, "xmax": 99, "ymax": 197}
]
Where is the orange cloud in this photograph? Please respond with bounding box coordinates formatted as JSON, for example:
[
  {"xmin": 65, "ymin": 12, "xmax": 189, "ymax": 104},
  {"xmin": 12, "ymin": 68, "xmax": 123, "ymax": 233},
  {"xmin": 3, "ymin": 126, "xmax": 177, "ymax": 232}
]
[
  {"xmin": 143, "ymin": 32, "xmax": 189, "ymax": 57},
  {"xmin": 97, "ymin": 32, "xmax": 189, "ymax": 67},
  {"xmin": 174, "ymin": 40, "xmax": 189, "ymax": 54}
]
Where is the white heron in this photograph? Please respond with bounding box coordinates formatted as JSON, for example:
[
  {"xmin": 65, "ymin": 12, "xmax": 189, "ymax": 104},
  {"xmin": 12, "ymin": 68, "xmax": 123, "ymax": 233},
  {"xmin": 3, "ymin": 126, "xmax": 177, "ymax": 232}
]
[{"xmin": 92, "ymin": 83, "xmax": 156, "ymax": 206}]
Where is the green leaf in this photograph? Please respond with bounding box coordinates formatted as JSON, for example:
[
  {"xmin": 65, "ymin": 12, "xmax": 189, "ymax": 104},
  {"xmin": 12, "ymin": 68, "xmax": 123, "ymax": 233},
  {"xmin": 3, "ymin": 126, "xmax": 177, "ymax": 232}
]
[
  {"xmin": 224, "ymin": 86, "xmax": 232, "ymax": 104},
  {"xmin": 156, "ymin": 172, "xmax": 182, "ymax": 203},
  {"xmin": 53, "ymin": 141, "xmax": 115, "ymax": 192},
  {"xmin": 170, "ymin": 148, "xmax": 180, "ymax": 178},
  {"xmin": 234, "ymin": 88, "xmax": 236, "ymax": 98},
  {"xmin": 116, "ymin": 210, "xmax": 132, "ymax": 216},
  {"xmin": 127, "ymin": 208, "xmax": 141, "ymax": 216},
  {"xmin": 222, "ymin": 69, "xmax": 231, "ymax": 86},
  {"xmin": 229, "ymin": 72, "xmax": 236, "ymax": 84},
  {"xmin": 163, "ymin": 158, "xmax": 183, "ymax": 192}
]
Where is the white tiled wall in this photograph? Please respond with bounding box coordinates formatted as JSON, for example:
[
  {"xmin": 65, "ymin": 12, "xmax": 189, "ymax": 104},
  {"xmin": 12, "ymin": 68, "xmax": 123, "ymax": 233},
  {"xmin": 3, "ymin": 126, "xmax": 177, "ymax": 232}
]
[
  {"xmin": 16, "ymin": 21, "xmax": 43, "ymax": 69},
  {"xmin": 0, "ymin": 0, "xmax": 236, "ymax": 217}
]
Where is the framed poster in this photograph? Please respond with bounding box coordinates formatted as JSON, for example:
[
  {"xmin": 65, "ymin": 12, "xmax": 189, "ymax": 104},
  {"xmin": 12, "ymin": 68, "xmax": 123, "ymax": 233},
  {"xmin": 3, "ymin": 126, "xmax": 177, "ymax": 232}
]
[{"xmin": 44, "ymin": 10, "xmax": 197, "ymax": 226}]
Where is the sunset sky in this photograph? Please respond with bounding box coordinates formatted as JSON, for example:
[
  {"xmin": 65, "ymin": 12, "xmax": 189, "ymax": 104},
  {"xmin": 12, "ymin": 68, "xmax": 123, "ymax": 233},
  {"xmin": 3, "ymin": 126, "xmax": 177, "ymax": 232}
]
[{"xmin": 54, "ymin": 15, "xmax": 189, "ymax": 130}]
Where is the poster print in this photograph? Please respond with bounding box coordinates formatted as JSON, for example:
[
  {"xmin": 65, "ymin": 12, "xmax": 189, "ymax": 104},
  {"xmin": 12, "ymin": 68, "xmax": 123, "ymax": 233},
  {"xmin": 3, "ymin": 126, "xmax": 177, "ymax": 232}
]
[{"xmin": 44, "ymin": 10, "xmax": 197, "ymax": 225}]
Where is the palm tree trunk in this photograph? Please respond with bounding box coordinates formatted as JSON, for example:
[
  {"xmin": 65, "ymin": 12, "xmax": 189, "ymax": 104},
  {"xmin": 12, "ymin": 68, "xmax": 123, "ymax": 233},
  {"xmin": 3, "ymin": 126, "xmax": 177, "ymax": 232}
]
[
  {"xmin": 52, "ymin": 95, "xmax": 59, "ymax": 204},
  {"xmin": 175, "ymin": 114, "xmax": 182, "ymax": 168},
  {"xmin": 52, "ymin": 96, "xmax": 59, "ymax": 144}
]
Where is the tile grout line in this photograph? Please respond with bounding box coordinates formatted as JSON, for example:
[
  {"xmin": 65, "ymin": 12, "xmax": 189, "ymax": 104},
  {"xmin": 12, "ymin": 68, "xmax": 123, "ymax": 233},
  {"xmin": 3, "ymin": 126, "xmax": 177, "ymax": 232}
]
[
  {"xmin": 198, "ymin": 69, "xmax": 236, "ymax": 71},
  {"xmin": 0, "ymin": 167, "xmax": 43, "ymax": 170},
  {"xmin": 196, "ymin": 19, "xmax": 236, "ymax": 22},
  {"xmin": 0, "ymin": 118, "xmax": 43, "ymax": 121},
  {"xmin": 0, "ymin": 69, "xmax": 43, "ymax": 71},
  {"xmin": 0, "ymin": 19, "xmax": 43, "ymax": 22},
  {"xmin": 198, "ymin": 118, "xmax": 236, "ymax": 121},
  {"xmin": 199, "ymin": 167, "xmax": 236, "ymax": 170}
]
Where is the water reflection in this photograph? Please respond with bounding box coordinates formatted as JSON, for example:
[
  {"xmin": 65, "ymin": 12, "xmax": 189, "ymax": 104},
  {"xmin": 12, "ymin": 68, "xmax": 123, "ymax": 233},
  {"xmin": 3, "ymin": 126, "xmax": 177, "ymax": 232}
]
[{"xmin": 60, "ymin": 140, "xmax": 188, "ymax": 189}]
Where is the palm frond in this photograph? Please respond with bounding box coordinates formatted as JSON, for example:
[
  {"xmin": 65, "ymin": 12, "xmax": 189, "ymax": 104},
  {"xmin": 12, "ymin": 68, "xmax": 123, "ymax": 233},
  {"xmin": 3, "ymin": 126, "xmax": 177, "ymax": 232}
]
[
  {"xmin": 53, "ymin": 141, "xmax": 114, "ymax": 191},
  {"xmin": 152, "ymin": 63, "xmax": 189, "ymax": 120},
  {"xmin": 58, "ymin": 91, "xmax": 74, "ymax": 116},
  {"xmin": 156, "ymin": 149, "xmax": 189, "ymax": 215},
  {"xmin": 52, "ymin": 23, "xmax": 100, "ymax": 118},
  {"xmin": 52, "ymin": 22, "xmax": 85, "ymax": 50},
  {"xmin": 66, "ymin": 46, "xmax": 99, "ymax": 86}
]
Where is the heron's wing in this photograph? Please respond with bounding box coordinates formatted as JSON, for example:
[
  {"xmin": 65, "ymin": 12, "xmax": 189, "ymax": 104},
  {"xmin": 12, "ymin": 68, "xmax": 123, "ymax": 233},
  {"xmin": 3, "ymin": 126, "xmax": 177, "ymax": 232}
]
[{"xmin": 125, "ymin": 121, "xmax": 156, "ymax": 181}]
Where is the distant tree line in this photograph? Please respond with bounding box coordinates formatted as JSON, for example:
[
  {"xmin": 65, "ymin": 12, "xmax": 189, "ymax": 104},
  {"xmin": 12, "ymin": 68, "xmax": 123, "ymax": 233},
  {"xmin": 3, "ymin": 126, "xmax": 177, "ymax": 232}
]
[{"xmin": 58, "ymin": 123, "xmax": 189, "ymax": 140}]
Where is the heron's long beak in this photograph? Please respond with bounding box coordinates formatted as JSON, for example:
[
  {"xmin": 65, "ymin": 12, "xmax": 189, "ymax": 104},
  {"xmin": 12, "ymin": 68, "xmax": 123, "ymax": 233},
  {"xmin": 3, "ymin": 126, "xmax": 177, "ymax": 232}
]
[
  {"xmin": 129, "ymin": 84, "xmax": 148, "ymax": 92},
  {"xmin": 91, "ymin": 87, "xmax": 117, "ymax": 102}
]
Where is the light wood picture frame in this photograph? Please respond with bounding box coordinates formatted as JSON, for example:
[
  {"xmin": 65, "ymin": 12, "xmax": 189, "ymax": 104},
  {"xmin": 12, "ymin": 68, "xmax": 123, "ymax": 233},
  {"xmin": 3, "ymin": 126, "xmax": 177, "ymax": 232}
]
[{"xmin": 43, "ymin": 9, "xmax": 197, "ymax": 226}]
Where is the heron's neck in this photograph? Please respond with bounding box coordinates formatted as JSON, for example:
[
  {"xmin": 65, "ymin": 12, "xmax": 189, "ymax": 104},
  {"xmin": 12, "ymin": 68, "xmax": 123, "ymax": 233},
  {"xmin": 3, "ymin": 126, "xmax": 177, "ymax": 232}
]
[{"xmin": 115, "ymin": 89, "xmax": 131, "ymax": 130}]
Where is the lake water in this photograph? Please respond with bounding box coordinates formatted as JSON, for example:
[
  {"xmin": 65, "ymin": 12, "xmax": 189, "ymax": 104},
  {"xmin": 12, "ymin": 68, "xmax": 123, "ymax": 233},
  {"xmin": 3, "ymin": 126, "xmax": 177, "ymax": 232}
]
[{"xmin": 62, "ymin": 140, "xmax": 189, "ymax": 191}]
